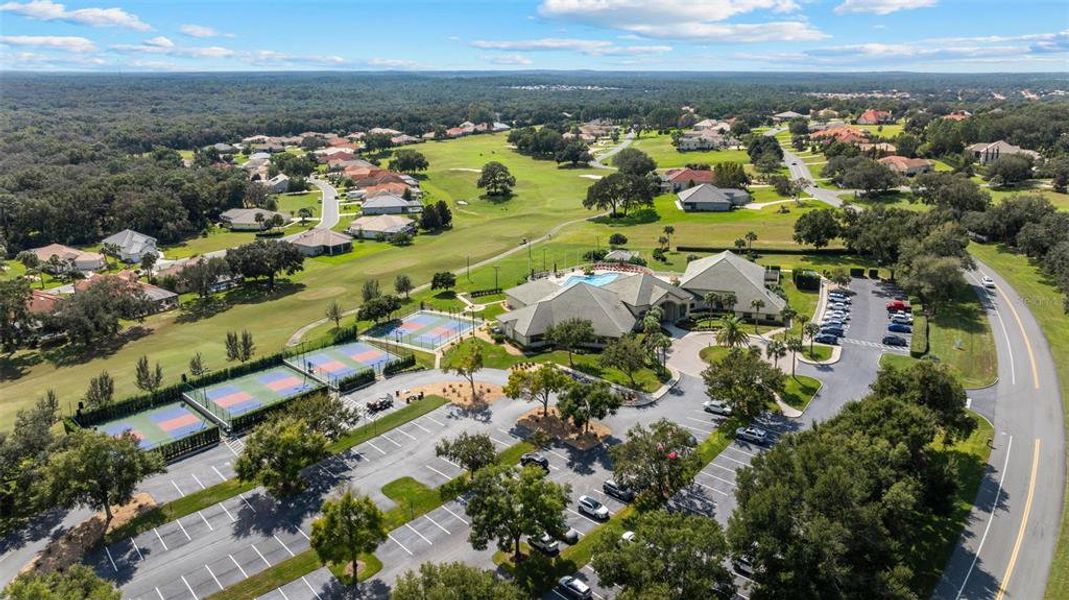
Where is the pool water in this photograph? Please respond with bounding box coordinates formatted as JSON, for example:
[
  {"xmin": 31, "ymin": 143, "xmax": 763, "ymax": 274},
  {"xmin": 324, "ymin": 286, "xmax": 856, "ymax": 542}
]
[{"xmin": 561, "ymin": 273, "xmax": 621, "ymax": 288}]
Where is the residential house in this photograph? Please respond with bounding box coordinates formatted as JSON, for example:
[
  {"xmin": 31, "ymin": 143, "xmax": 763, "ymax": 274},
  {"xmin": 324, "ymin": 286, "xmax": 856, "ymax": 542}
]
[
  {"xmin": 858, "ymin": 142, "xmax": 897, "ymax": 157},
  {"xmin": 72, "ymin": 271, "xmax": 178, "ymax": 314},
  {"xmin": 603, "ymin": 249, "xmax": 636, "ymax": 263},
  {"xmin": 262, "ymin": 173, "xmax": 290, "ymax": 193},
  {"xmin": 391, "ymin": 134, "xmax": 421, "ymax": 146},
  {"xmin": 964, "ymin": 140, "xmax": 1041, "ymax": 165},
  {"xmin": 361, "ymin": 194, "xmax": 423, "ymax": 215},
  {"xmin": 290, "ymin": 229, "xmax": 353, "ymax": 256},
  {"xmin": 661, "ymin": 168, "xmax": 715, "ymax": 192},
  {"xmin": 810, "ymin": 125, "xmax": 869, "ymax": 145},
  {"xmin": 692, "ymin": 119, "xmax": 732, "ymax": 133},
  {"xmin": 675, "ymin": 130, "xmax": 731, "ymax": 151},
  {"xmin": 562, "ymin": 132, "xmax": 597, "ymax": 144},
  {"xmin": 209, "ymin": 143, "xmax": 237, "ymax": 154},
  {"xmin": 679, "ymin": 251, "xmax": 786, "ymax": 322},
  {"xmin": 942, "ymin": 110, "xmax": 972, "ymax": 121},
  {"xmin": 364, "ymin": 182, "xmax": 418, "ymax": 199},
  {"xmin": 27, "ymin": 289, "xmax": 63, "ymax": 316},
  {"xmin": 369, "ymin": 127, "xmax": 402, "ymax": 136},
  {"xmin": 155, "ymin": 258, "xmax": 242, "ymax": 294},
  {"xmin": 772, "ymin": 111, "xmax": 806, "ymax": 122},
  {"xmin": 676, "ymin": 184, "xmax": 751, "ymax": 212},
  {"xmin": 879, "ymin": 155, "xmax": 934, "ymax": 176},
  {"xmin": 101, "ymin": 229, "xmax": 158, "ymax": 264},
  {"xmin": 347, "ymin": 215, "xmax": 417, "ymax": 240},
  {"xmin": 219, "ymin": 208, "xmax": 291, "ymax": 231},
  {"xmin": 30, "ymin": 244, "xmax": 105, "ymax": 273},
  {"xmin": 856, "ymin": 109, "xmax": 893, "ymax": 125}
]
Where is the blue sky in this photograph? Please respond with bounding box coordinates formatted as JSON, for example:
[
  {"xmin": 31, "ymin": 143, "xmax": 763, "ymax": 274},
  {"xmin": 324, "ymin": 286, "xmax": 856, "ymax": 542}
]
[{"xmin": 0, "ymin": 0, "xmax": 1066, "ymax": 72}]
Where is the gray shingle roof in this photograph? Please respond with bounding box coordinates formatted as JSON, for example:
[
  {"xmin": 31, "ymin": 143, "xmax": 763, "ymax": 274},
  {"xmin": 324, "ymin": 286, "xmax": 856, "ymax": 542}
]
[
  {"xmin": 601, "ymin": 273, "xmax": 690, "ymax": 311},
  {"xmin": 680, "ymin": 251, "xmax": 786, "ymax": 313},
  {"xmin": 102, "ymin": 229, "xmax": 156, "ymax": 256},
  {"xmin": 505, "ymin": 279, "xmax": 562, "ymax": 308},
  {"xmin": 498, "ymin": 282, "xmax": 636, "ymax": 339},
  {"xmin": 677, "ymin": 184, "xmax": 750, "ymax": 206}
]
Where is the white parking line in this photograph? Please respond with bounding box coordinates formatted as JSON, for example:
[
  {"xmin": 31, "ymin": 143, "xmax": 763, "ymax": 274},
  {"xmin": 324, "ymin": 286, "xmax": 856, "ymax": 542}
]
[
  {"xmin": 425, "ymin": 464, "xmax": 452, "ymax": 479},
  {"xmin": 198, "ymin": 510, "xmax": 214, "ymax": 531},
  {"xmin": 274, "ymin": 534, "xmax": 296, "ymax": 557},
  {"xmin": 205, "ymin": 564, "xmax": 223, "ymax": 590},
  {"xmin": 153, "ymin": 527, "xmax": 169, "ymax": 551},
  {"xmin": 239, "ymin": 493, "xmax": 257, "ymax": 513},
  {"xmin": 438, "ymin": 456, "xmax": 463, "ymax": 469},
  {"xmin": 490, "ymin": 436, "xmax": 510, "ymax": 446},
  {"xmin": 440, "ymin": 504, "xmax": 469, "ymax": 525},
  {"xmin": 679, "ymin": 423, "xmax": 714, "ymax": 435},
  {"xmin": 720, "ymin": 454, "xmax": 749, "ymax": 466},
  {"xmin": 424, "ymin": 513, "xmax": 451, "ymax": 535},
  {"xmin": 686, "ymin": 416, "xmax": 713, "ymax": 425},
  {"xmin": 171, "ymin": 480, "xmax": 186, "ymax": 497},
  {"xmin": 366, "ymin": 440, "xmax": 387, "ymax": 455},
  {"xmin": 381, "ymin": 433, "xmax": 403, "ymax": 447},
  {"xmin": 546, "ymin": 449, "xmax": 568, "ymax": 460},
  {"xmin": 229, "ymin": 554, "xmax": 248, "ymax": 578},
  {"xmin": 175, "ymin": 518, "xmax": 192, "ymax": 541},
  {"xmin": 181, "ymin": 575, "xmax": 197, "ymax": 599},
  {"xmin": 567, "ymin": 508, "xmax": 602, "ymax": 526},
  {"xmin": 302, "ymin": 576, "xmax": 322, "ymax": 599},
  {"xmin": 129, "ymin": 538, "xmax": 144, "ymax": 561},
  {"xmin": 699, "ymin": 471, "xmax": 736, "ymax": 487},
  {"xmin": 103, "ymin": 545, "xmax": 118, "ymax": 572},
  {"xmin": 191, "ymin": 473, "xmax": 206, "ymax": 490},
  {"xmin": 406, "ymin": 523, "xmax": 433, "ymax": 545},
  {"xmin": 727, "ymin": 446, "xmax": 756, "ymax": 457},
  {"xmin": 709, "ymin": 462, "xmax": 737, "ymax": 474},
  {"xmin": 422, "ymin": 415, "xmax": 445, "ymax": 427},
  {"xmin": 388, "ymin": 533, "xmax": 413, "ymax": 555},
  {"xmin": 298, "ymin": 528, "xmax": 310, "ymax": 541},
  {"xmin": 396, "ymin": 427, "xmax": 418, "ymax": 441},
  {"xmin": 497, "ymin": 427, "xmax": 521, "ymax": 440},
  {"xmin": 695, "ymin": 481, "xmax": 730, "ymax": 496},
  {"xmin": 156, "ymin": 587, "xmax": 165, "ymax": 600},
  {"xmin": 251, "ymin": 543, "xmax": 271, "ymax": 567},
  {"xmin": 277, "ymin": 586, "xmax": 290, "ymax": 600},
  {"xmin": 211, "ymin": 465, "xmax": 228, "ymax": 482},
  {"xmin": 220, "ymin": 503, "xmax": 236, "ymax": 523},
  {"xmin": 409, "ymin": 421, "xmax": 432, "ymax": 434}
]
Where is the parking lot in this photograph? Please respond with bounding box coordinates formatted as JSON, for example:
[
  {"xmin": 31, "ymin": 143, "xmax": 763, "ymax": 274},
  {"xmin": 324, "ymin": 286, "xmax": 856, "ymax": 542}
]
[{"xmin": 820, "ymin": 278, "xmax": 912, "ymax": 354}]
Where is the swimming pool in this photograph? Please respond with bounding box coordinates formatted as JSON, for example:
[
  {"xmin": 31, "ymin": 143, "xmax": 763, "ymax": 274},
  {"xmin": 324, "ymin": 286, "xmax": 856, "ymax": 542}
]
[{"xmin": 561, "ymin": 272, "xmax": 621, "ymax": 288}]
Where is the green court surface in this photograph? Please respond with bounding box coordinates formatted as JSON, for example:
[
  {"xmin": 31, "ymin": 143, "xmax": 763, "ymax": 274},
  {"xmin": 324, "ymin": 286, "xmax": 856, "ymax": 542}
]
[
  {"xmin": 95, "ymin": 401, "xmax": 215, "ymax": 451},
  {"xmin": 185, "ymin": 365, "xmax": 323, "ymax": 422}
]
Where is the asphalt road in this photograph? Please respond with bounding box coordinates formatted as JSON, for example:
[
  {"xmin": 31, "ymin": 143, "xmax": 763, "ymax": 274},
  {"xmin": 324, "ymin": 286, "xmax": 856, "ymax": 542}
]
[
  {"xmin": 932, "ymin": 263, "xmax": 1065, "ymax": 600},
  {"xmin": 310, "ymin": 178, "xmax": 340, "ymax": 231}
]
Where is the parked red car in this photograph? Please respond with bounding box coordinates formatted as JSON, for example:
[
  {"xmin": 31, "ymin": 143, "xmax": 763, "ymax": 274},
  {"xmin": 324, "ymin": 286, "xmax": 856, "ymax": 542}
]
[{"xmin": 886, "ymin": 300, "xmax": 911, "ymax": 312}]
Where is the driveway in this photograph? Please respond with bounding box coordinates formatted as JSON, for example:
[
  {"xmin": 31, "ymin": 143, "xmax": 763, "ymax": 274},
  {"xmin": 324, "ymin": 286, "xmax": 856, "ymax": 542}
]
[{"xmin": 310, "ymin": 178, "xmax": 340, "ymax": 230}]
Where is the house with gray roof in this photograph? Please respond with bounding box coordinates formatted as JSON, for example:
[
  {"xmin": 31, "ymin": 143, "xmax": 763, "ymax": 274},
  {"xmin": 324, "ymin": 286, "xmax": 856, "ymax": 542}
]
[
  {"xmin": 602, "ymin": 273, "xmax": 692, "ymax": 322},
  {"xmin": 219, "ymin": 208, "xmax": 291, "ymax": 231},
  {"xmin": 262, "ymin": 173, "xmax": 290, "ymax": 193},
  {"xmin": 290, "ymin": 229, "xmax": 353, "ymax": 256},
  {"xmin": 361, "ymin": 194, "xmax": 423, "ymax": 215},
  {"xmin": 347, "ymin": 215, "xmax": 416, "ymax": 240},
  {"xmin": 505, "ymin": 278, "xmax": 563, "ymax": 309},
  {"xmin": 677, "ymin": 184, "xmax": 751, "ymax": 212},
  {"xmin": 101, "ymin": 229, "xmax": 158, "ymax": 264},
  {"xmin": 679, "ymin": 251, "xmax": 786, "ymax": 321},
  {"xmin": 498, "ymin": 283, "xmax": 637, "ymax": 349}
]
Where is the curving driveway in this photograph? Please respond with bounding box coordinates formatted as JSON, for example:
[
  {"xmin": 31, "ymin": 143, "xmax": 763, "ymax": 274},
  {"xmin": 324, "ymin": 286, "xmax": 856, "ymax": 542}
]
[{"xmin": 309, "ymin": 177, "xmax": 339, "ymax": 230}]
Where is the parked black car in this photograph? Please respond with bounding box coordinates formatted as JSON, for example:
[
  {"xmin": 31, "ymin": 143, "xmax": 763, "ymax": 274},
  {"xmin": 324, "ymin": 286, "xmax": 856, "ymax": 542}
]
[
  {"xmin": 882, "ymin": 335, "xmax": 908, "ymax": 347},
  {"xmin": 603, "ymin": 479, "xmax": 635, "ymax": 502},
  {"xmin": 520, "ymin": 452, "xmax": 549, "ymax": 471}
]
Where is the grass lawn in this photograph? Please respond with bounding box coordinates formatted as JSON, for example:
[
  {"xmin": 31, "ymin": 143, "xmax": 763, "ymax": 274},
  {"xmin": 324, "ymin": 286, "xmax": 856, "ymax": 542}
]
[
  {"xmin": 908, "ymin": 411, "xmax": 993, "ymax": 596},
  {"xmin": 968, "ymin": 243, "xmax": 1069, "ymax": 600},
  {"xmin": 927, "ymin": 286, "xmax": 997, "ymax": 388},
  {"xmin": 157, "ymin": 225, "xmax": 268, "ymax": 259},
  {"xmin": 987, "ymin": 185, "xmax": 1069, "ymax": 211},
  {"xmin": 276, "ymin": 189, "xmax": 322, "ymax": 220},
  {"xmin": 699, "ymin": 345, "xmax": 731, "ymax": 364},
  {"xmin": 630, "ymin": 132, "xmax": 749, "ymax": 169},
  {"xmin": 854, "ymin": 122, "xmax": 905, "ymax": 138},
  {"xmin": 781, "ymin": 375, "xmax": 821, "ymax": 411},
  {"xmin": 441, "ymin": 337, "xmax": 666, "ymax": 393}
]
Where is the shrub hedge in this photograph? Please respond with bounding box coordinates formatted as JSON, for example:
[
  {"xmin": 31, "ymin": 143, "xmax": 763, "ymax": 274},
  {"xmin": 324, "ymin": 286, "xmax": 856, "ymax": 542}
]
[
  {"xmin": 383, "ymin": 354, "xmax": 417, "ymax": 376},
  {"xmin": 337, "ymin": 369, "xmax": 376, "ymax": 392},
  {"xmin": 676, "ymin": 245, "xmax": 850, "ymax": 255}
]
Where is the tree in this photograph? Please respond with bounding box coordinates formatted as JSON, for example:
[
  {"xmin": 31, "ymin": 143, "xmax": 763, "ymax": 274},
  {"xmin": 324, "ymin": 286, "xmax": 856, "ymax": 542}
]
[
  {"xmin": 448, "ymin": 342, "xmax": 484, "ymax": 401},
  {"xmin": 745, "ymin": 230, "xmax": 758, "ymax": 251},
  {"xmin": 557, "ymin": 381, "xmax": 622, "ymax": 434},
  {"xmin": 545, "ymin": 318, "xmax": 594, "ymax": 367},
  {"xmin": 176, "ymin": 256, "xmax": 231, "ymax": 300},
  {"xmin": 286, "ymin": 392, "xmax": 360, "ymax": 442},
  {"xmin": 356, "ymin": 294, "xmax": 402, "ymax": 323},
  {"xmin": 226, "ymin": 240, "xmax": 304, "ymax": 290},
  {"xmin": 361, "ymin": 279, "xmax": 381, "ymax": 303},
  {"xmin": 802, "ymin": 322, "xmax": 821, "ymax": 356},
  {"xmin": 436, "ymin": 432, "xmax": 497, "ymax": 474},
  {"xmin": 465, "ymin": 464, "xmax": 571, "ymax": 561},
  {"xmin": 3, "ymin": 564, "xmax": 120, "ymax": 600},
  {"xmin": 100, "ymin": 242, "xmax": 121, "ymax": 270},
  {"xmin": 431, "ymin": 271, "xmax": 456, "ymax": 292},
  {"xmin": 476, "ymin": 161, "xmax": 516, "ymax": 197},
  {"xmin": 715, "ymin": 315, "xmax": 748, "ymax": 348},
  {"xmin": 234, "ymin": 416, "xmax": 328, "ymax": 497},
  {"xmin": 609, "ymin": 232, "xmax": 628, "ymax": 247},
  {"xmin": 140, "ymin": 252, "xmax": 157, "ymax": 273},
  {"xmin": 712, "ymin": 162, "xmax": 749, "ymax": 189},
  {"xmin": 612, "ymin": 148, "xmax": 657, "ymax": 177},
  {"xmin": 985, "ymin": 155, "xmax": 1033, "ymax": 185},
  {"xmin": 134, "ymin": 355, "xmax": 163, "ymax": 394},
  {"xmin": 583, "ymin": 172, "xmax": 653, "ymax": 217},
  {"xmin": 609, "ymin": 419, "xmax": 700, "ymax": 501},
  {"xmin": 325, "ymin": 300, "xmax": 343, "ymax": 329},
  {"xmin": 600, "ymin": 336, "xmax": 647, "ymax": 388},
  {"xmin": 555, "ymin": 140, "xmax": 593, "ymax": 167},
  {"xmin": 592, "ymin": 510, "xmax": 735, "ymax": 600},
  {"xmin": 311, "ymin": 486, "xmax": 387, "ymax": 583},
  {"xmin": 392, "ymin": 562, "xmax": 525, "ymax": 600},
  {"xmin": 662, "ymin": 225, "xmax": 675, "ymax": 248},
  {"xmin": 225, "ymin": 330, "xmax": 240, "ymax": 362},
  {"xmin": 83, "ymin": 371, "xmax": 115, "ymax": 409},
  {"xmin": 389, "ymin": 149, "xmax": 430, "ymax": 173},
  {"xmin": 503, "ymin": 362, "xmax": 570, "ymax": 417},
  {"xmin": 15, "ymin": 251, "xmax": 43, "ymax": 290},
  {"xmin": 785, "ymin": 337, "xmax": 804, "ymax": 377},
  {"xmin": 189, "ymin": 352, "xmax": 206, "ymax": 377},
  {"xmin": 749, "ymin": 299, "xmax": 765, "ymax": 333},
  {"xmin": 702, "ymin": 347, "xmax": 784, "ymax": 421},
  {"xmin": 765, "ymin": 339, "xmax": 787, "ymax": 367},
  {"xmin": 50, "ymin": 277, "xmax": 152, "ymax": 346},
  {"xmin": 392, "ymin": 273, "xmax": 414, "ymax": 299},
  {"xmin": 40, "ymin": 429, "xmax": 164, "ymax": 529},
  {"xmin": 747, "ymin": 136, "xmax": 783, "ymax": 162},
  {"xmin": 0, "ymin": 279, "xmax": 31, "ymax": 351}
]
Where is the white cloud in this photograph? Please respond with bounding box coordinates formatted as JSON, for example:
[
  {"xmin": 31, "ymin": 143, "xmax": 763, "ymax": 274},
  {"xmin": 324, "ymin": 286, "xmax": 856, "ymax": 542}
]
[
  {"xmin": 487, "ymin": 53, "xmax": 533, "ymax": 65},
  {"xmin": 113, "ymin": 38, "xmax": 233, "ymax": 58},
  {"xmin": 0, "ymin": 0, "xmax": 150, "ymax": 30},
  {"xmin": 834, "ymin": 0, "xmax": 937, "ymax": 15},
  {"xmin": 0, "ymin": 34, "xmax": 96, "ymax": 52},
  {"xmin": 536, "ymin": 0, "xmax": 823, "ymax": 42},
  {"xmin": 144, "ymin": 36, "xmax": 174, "ymax": 48},
  {"xmin": 472, "ymin": 38, "xmax": 671, "ymax": 56},
  {"xmin": 367, "ymin": 57, "xmax": 419, "ymax": 69},
  {"xmin": 249, "ymin": 50, "xmax": 348, "ymax": 66},
  {"xmin": 178, "ymin": 24, "xmax": 226, "ymax": 38}
]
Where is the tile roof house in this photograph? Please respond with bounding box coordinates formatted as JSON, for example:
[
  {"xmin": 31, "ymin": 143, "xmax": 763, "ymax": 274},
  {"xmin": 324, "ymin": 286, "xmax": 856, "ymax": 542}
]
[
  {"xmin": 101, "ymin": 229, "xmax": 158, "ymax": 264},
  {"xmin": 364, "ymin": 182, "xmax": 418, "ymax": 199},
  {"xmin": 965, "ymin": 140, "xmax": 1042, "ymax": 165},
  {"xmin": 361, "ymin": 194, "xmax": 423, "ymax": 215},
  {"xmin": 857, "ymin": 109, "xmax": 893, "ymax": 125},
  {"xmin": 391, "ymin": 134, "xmax": 421, "ymax": 145},
  {"xmin": 878, "ymin": 155, "xmax": 934, "ymax": 176},
  {"xmin": 858, "ymin": 142, "xmax": 898, "ymax": 157},
  {"xmin": 676, "ymin": 184, "xmax": 751, "ymax": 212},
  {"xmin": 219, "ymin": 208, "xmax": 291, "ymax": 231},
  {"xmin": 30, "ymin": 244, "xmax": 105, "ymax": 273},
  {"xmin": 290, "ymin": 229, "xmax": 353, "ymax": 256},
  {"xmin": 680, "ymin": 251, "xmax": 786, "ymax": 321},
  {"xmin": 661, "ymin": 168, "xmax": 715, "ymax": 192},
  {"xmin": 27, "ymin": 289, "xmax": 63, "ymax": 316},
  {"xmin": 347, "ymin": 215, "xmax": 416, "ymax": 240},
  {"xmin": 942, "ymin": 110, "xmax": 972, "ymax": 121},
  {"xmin": 369, "ymin": 127, "xmax": 402, "ymax": 136},
  {"xmin": 810, "ymin": 125, "xmax": 869, "ymax": 145},
  {"xmin": 156, "ymin": 258, "xmax": 243, "ymax": 294},
  {"xmin": 72, "ymin": 271, "xmax": 178, "ymax": 314}
]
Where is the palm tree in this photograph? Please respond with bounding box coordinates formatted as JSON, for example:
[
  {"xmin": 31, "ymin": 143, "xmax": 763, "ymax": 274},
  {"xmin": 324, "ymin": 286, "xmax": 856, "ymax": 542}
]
[
  {"xmin": 750, "ymin": 298, "xmax": 765, "ymax": 333},
  {"xmin": 657, "ymin": 235, "xmax": 669, "ymax": 250},
  {"xmin": 16, "ymin": 251, "xmax": 43, "ymax": 289},
  {"xmin": 781, "ymin": 304, "xmax": 798, "ymax": 329},
  {"xmin": 765, "ymin": 339, "xmax": 787, "ymax": 368},
  {"xmin": 296, "ymin": 207, "xmax": 313, "ymax": 224},
  {"xmin": 101, "ymin": 242, "xmax": 121, "ymax": 270},
  {"xmin": 734, "ymin": 238, "xmax": 746, "ymax": 251},
  {"xmin": 663, "ymin": 225, "xmax": 675, "ymax": 248},
  {"xmin": 786, "ymin": 338, "xmax": 804, "ymax": 377},
  {"xmin": 745, "ymin": 230, "xmax": 758, "ymax": 251},
  {"xmin": 803, "ymin": 322, "xmax": 821, "ymax": 356},
  {"xmin": 716, "ymin": 315, "xmax": 748, "ymax": 348}
]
